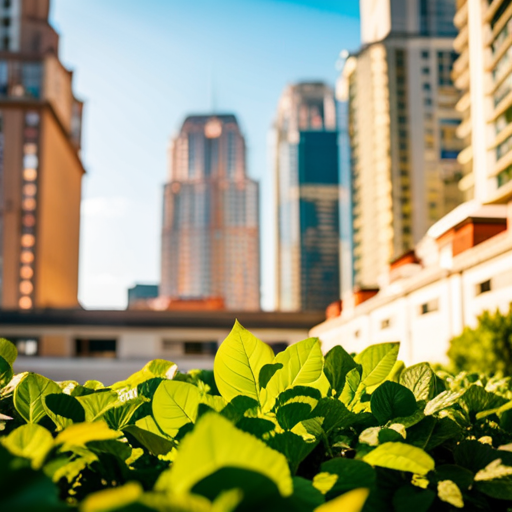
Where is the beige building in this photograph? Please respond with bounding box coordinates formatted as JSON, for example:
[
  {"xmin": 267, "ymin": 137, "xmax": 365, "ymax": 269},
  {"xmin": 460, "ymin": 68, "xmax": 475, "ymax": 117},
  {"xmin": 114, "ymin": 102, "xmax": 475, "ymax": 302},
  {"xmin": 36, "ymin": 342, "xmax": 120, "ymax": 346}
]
[
  {"xmin": 313, "ymin": 0, "xmax": 512, "ymax": 364},
  {"xmin": 0, "ymin": 0, "xmax": 84, "ymax": 310},
  {"xmin": 341, "ymin": 0, "xmax": 464, "ymax": 290},
  {"xmin": 453, "ymin": 0, "xmax": 512, "ymax": 204}
]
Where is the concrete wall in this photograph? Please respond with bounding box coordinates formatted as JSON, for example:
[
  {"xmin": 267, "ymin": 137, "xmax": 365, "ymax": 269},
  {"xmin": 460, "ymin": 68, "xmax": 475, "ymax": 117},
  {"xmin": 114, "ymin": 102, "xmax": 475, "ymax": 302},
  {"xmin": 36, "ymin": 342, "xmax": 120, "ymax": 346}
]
[{"xmin": 311, "ymin": 231, "xmax": 512, "ymax": 365}]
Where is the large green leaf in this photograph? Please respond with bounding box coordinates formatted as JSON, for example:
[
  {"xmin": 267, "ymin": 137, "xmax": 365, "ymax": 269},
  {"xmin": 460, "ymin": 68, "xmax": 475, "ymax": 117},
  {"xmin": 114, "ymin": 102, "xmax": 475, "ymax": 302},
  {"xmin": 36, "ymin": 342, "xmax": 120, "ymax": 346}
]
[
  {"xmin": 160, "ymin": 412, "xmax": 293, "ymax": 497},
  {"xmin": 265, "ymin": 338, "xmax": 324, "ymax": 407},
  {"xmin": 314, "ymin": 488, "xmax": 369, "ymax": 512},
  {"xmin": 0, "ymin": 338, "xmax": 17, "ymax": 365},
  {"xmin": 313, "ymin": 458, "xmax": 375, "ymax": 500},
  {"xmin": 370, "ymin": 381, "xmax": 416, "ymax": 424},
  {"xmin": 400, "ymin": 363, "xmax": 436, "ymax": 401},
  {"xmin": 324, "ymin": 345, "xmax": 358, "ymax": 397},
  {"xmin": 214, "ymin": 320, "xmax": 274, "ymax": 404},
  {"xmin": 103, "ymin": 397, "xmax": 146, "ymax": 430},
  {"xmin": 355, "ymin": 343, "xmax": 399, "ymax": 389},
  {"xmin": 424, "ymin": 390, "xmax": 465, "ymax": 416},
  {"xmin": 267, "ymin": 431, "xmax": 318, "ymax": 475},
  {"xmin": 80, "ymin": 482, "xmax": 143, "ymax": 512},
  {"xmin": 0, "ymin": 355, "xmax": 13, "ymax": 389},
  {"xmin": 1, "ymin": 424, "xmax": 53, "ymax": 469},
  {"xmin": 460, "ymin": 385, "xmax": 507, "ymax": 418},
  {"xmin": 13, "ymin": 373, "xmax": 61, "ymax": 423},
  {"xmin": 54, "ymin": 421, "xmax": 121, "ymax": 448},
  {"xmin": 363, "ymin": 442, "xmax": 435, "ymax": 475},
  {"xmin": 112, "ymin": 359, "xmax": 177, "ymax": 393},
  {"xmin": 309, "ymin": 398, "xmax": 358, "ymax": 434},
  {"xmin": 76, "ymin": 390, "xmax": 120, "ymax": 422},
  {"xmin": 152, "ymin": 380, "xmax": 201, "ymax": 437},
  {"xmin": 124, "ymin": 425, "xmax": 175, "ymax": 456},
  {"xmin": 43, "ymin": 393, "xmax": 85, "ymax": 431}
]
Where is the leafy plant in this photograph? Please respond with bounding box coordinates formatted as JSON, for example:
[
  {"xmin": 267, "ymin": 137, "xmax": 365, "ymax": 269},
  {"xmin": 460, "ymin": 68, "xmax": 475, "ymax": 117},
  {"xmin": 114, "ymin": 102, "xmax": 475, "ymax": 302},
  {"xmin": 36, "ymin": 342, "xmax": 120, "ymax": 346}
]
[{"xmin": 2, "ymin": 325, "xmax": 512, "ymax": 511}]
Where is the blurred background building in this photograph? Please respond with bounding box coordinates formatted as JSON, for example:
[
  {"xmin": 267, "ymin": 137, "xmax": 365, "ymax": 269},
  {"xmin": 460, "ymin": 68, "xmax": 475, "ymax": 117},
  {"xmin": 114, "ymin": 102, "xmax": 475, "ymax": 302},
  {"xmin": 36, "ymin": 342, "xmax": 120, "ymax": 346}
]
[
  {"xmin": 339, "ymin": 0, "xmax": 464, "ymax": 292},
  {"xmin": 0, "ymin": 0, "xmax": 84, "ymax": 311},
  {"xmin": 314, "ymin": 0, "xmax": 512, "ymax": 365},
  {"xmin": 273, "ymin": 82, "xmax": 340, "ymax": 312},
  {"xmin": 160, "ymin": 115, "xmax": 260, "ymax": 311}
]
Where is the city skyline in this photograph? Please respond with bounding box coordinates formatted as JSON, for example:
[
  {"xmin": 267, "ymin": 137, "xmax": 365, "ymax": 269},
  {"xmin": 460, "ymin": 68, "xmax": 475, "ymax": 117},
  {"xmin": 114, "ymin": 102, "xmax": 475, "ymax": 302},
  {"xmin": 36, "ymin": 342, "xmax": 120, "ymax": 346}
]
[{"xmin": 49, "ymin": 0, "xmax": 361, "ymax": 310}]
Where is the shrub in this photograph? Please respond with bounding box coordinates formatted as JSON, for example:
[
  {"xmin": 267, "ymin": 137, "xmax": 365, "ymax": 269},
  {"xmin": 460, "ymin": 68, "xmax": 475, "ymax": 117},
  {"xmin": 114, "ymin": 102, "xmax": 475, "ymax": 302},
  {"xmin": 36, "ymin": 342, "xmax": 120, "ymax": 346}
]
[
  {"xmin": 448, "ymin": 307, "xmax": 512, "ymax": 376},
  {"xmin": 1, "ymin": 322, "xmax": 512, "ymax": 511}
]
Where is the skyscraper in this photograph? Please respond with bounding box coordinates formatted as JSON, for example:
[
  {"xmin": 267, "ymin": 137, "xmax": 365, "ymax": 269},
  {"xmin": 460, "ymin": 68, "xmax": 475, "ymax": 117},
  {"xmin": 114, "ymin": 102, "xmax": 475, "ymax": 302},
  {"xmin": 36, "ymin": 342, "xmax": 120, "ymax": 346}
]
[
  {"xmin": 339, "ymin": 0, "xmax": 464, "ymax": 290},
  {"xmin": 0, "ymin": 0, "xmax": 84, "ymax": 310},
  {"xmin": 452, "ymin": 0, "xmax": 512, "ymax": 205},
  {"xmin": 273, "ymin": 82, "xmax": 340, "ymax": 312},
  {"xmin": 161, "ymin": 115, "xmax": 260, "ymax": 311}
]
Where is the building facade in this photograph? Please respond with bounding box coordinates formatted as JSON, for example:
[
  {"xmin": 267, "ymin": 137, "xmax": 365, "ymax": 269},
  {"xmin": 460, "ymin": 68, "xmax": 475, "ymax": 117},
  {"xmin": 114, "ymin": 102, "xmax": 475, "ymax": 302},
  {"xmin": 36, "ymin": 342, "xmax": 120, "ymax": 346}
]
[
  {"xmin": 340, "ymin": 0, "xmax": 464, "ymax": 290},
  {"xmin": 161, "ymin": 115, "xmax": 260, "ymax": 311},
  {"xmin": 0, "ymin": 0, "xmax": 84, "ymax": 310},
  {"xmin": 273, "ymin": 82, "xmax": 340, "ymax": 312},
  {"xmin": 452, "ymin": 0, "xmax": 512, "ymax": 205}
]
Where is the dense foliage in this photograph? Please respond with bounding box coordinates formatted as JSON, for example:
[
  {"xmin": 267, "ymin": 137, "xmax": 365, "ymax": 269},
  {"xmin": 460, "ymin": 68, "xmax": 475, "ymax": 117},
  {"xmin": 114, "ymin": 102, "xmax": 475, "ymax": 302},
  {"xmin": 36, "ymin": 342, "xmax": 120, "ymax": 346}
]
[
  {"xmin": 448, "ymin": 307, "xmax": 512, "ymax": 376},
  {"xmin": 2, "ymin": 322, "xmax": 512, "ymax": 511}
]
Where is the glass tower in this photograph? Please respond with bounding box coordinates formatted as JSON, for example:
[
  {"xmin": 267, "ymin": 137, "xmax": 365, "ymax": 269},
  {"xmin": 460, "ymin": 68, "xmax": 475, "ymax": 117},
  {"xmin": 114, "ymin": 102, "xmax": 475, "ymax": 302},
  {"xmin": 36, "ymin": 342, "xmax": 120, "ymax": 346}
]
[
  {"xmin": 273, "ymin": 83, "xmax": 340, "ymax": 312},
  {"xmin": 161, "ymin": 115, "xmax": 260, "ymax": 311}
]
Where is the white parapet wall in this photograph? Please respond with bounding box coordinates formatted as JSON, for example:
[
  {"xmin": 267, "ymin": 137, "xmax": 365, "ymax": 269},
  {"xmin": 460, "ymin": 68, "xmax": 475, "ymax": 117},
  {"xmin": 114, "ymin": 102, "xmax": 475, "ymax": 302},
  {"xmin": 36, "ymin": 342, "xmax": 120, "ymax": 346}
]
[{"xmin": 311, "ymin": 229, "xmax": 512, "ymax": 366}]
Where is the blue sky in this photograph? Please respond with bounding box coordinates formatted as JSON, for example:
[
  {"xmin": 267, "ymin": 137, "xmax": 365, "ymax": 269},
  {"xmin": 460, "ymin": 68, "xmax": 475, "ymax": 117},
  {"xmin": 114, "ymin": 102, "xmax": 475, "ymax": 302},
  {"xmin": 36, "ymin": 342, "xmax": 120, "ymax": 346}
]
[{"xmin": 50, "ymin": 0, "xmax": 361, "ymax": 309}]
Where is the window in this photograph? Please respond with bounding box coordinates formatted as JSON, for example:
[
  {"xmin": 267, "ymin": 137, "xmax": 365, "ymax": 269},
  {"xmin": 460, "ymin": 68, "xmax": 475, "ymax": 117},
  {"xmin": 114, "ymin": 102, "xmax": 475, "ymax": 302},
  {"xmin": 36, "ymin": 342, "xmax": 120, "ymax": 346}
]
[
  {"xmin": 422, "ymin": 67, "xmax": 430, "ymax": 75},
  {"xmin": 381, "ymin": 319, "xmax": 391, "ymax": 329},
  {"xmin": 419, "ymin": 299, "xmax": 439, "ymax": 315},
  {"xmin": 75, "ymin": 339, "xmax": 117, "ymax": 357},
  {"xmin": 423, "ymin": 83, "xmax": 431, "ymax": 91},
  {"xmin": 3, "ymin": 0, "xmax": 11, "ymax": 8},
  {"xmin": 7, "ymin": 337, "xmax": 38, "ymax": 356},
  {"xmin": 424, "ymin": 98, "xmax": 432, "ymax": 106},
  {"xmin": 2, "ymin": 17, "xmax": 9, "ymax": 26},
  {"xmin": 2, "ymin": 36, "xmax": 9, "ymax": 51},
  {"xmin": 184, "ymin": 341, "xmax": 217, "ymax": 355},
  {"xmin": 421, "ymin": 50, "xmax": 430, "ymax": 59},
  {"xmin": 477, "ymin": 279, "xmax": 491, "ymax": 295}
]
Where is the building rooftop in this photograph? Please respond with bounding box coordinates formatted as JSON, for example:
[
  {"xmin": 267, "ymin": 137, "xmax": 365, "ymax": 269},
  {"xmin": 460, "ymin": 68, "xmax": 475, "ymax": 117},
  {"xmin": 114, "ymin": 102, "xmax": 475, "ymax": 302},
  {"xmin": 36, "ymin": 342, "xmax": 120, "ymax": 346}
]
[{"xmin": 0, "ymin": 309, "xmax": 325, "ymax": 330}]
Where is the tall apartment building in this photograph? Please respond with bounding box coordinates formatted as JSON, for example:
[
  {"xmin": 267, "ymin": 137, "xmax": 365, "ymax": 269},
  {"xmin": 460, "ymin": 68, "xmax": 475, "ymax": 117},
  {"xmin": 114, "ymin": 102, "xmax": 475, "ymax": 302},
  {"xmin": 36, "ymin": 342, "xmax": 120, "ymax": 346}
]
[
  {"xmin": 339, "ymin": 0, "xmax": 464, "ymax": 290},
  {"xmin": 273, "ymin": 82, "xmax": 340, "ymax": 312},
  {"xmin": 453, "ymin": 0, "xmax": 512, "ymax": 205},
  {"xmin": 0, "ymin": 0, "xmax": 84, "ymax": 310},
  {"xmin": 161, "ymin": 115, "xmax": 260, "ymax": 311}
]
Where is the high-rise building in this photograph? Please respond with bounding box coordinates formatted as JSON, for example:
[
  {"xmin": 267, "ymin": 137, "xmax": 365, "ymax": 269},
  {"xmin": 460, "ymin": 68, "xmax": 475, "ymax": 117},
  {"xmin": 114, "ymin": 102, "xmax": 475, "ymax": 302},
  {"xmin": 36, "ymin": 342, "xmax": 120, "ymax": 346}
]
[
  {"xmin": 0, "ymin": 0, "xmax": 84, "ymax": 310},
  {"xmin": 273, "ymin": 82, "xmax": 340, "ymax": 312},
  {"xmin": 339, "ymin": 0, "xmax": 464, "ymax": 290},
  {"xmin": 452, "ymin": 0, "xmax": 512, "ymax": 205},
  {"xmin": 161, "ymin": 114, "xmax": 260, "ymax": 311}
]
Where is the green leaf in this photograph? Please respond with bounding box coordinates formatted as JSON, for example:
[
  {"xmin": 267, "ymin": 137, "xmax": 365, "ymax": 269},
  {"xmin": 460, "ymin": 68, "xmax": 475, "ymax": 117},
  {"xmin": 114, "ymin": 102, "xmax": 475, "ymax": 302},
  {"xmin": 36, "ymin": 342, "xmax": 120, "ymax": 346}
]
[
  {"xmin": 309, "ymin": 398, "xmax": 358, "ymax": 434},
  {"xmin": 80, "ymin": 481, "xmax": 143, "ymax": 512},
  {"xmin": 43, "ymin": 393, "xmax": 85, "ymax": 430},
  {"xmin": 392, "ymin": 486, "xmax": 435, "ymax": 512},
  {"xmin": 435, "ymin": 465, "xmax": 474, "ymax": 490},
  {"xmin": 76, "ymin": 390, "xmax": 120, "ymax": 422},
  {"xmin": 265, "ymin": 338, "xmax": 324, "ymax": 402},
  {"xmin": 460, "ymin": 385, "xmax": 507, "ymax": 418},
  {"xmin": 276, "ymin": 402, "xmax": 312, "ymax": 430},
  {"xmin": 0, "ymin": 338, "xmax": 17, "ymax": 365},
  {"xmin": 474, "ymin": 459, "xmax": 512, "ymax": 500},
  {"xmin": 112, "ymin": 359, "xmax": 177, "ymax": 393},
  {"xmin": 152, "ymin": 380, "xmax": 201, "ymax": 437},
  {"xmin": 135, "ymin": 414, "xmax": 167, "ymax": 437},
  {"xmin": 314, "ymin": 488, "xmax": 369, "ymax": 512},
  {"xmin": 424, "ymin": 389, "xmax": 464, "ymax": 416},
  {"xmin": 370, "ymin": 381, "xmax": 416, "ymax": 424},
  {"xmin": 221, "ymin": 395, "xmax": 259, "ymax": 422},
  {"xmin": 124, "ymin": 425, "xmax": 175, "ymax": 456},
  {"xmin": 161, "ymin": 412, "xmax": 293, "ymax": 497},
  {"xmin": 55, "ymin": 421, "xmax": 121, "ymax": 448},
  {"xmin": 400, "ymin": 363, "xmax": 436, "ymax": 401},
  {"xmin": 267, "ymin": 431, "xmax": 318, "ymax": 474},
  {"xmin": 437, "ymin": 480, "xmax": 464, "ymax": 508},
  {"xmin": 363, "ymin": 442, "xmax": 435, "ymax": 475},
  {"xmin": 340, "ymin": 367, "xmax": 361, "ymax": 406},
  {"xmin": 103, "ymin": 397, "xmax": 146, "ymax": 430},
  {"xmin": 213, "ymin": 320, "xmax": 274, "ymax": 404},
  {"xmin": 314, "ymin": 458, "xmax": 376, "ymax": 500},
  {"xmin": 0, "ymin": 355, "xmax": 13, "ymax": 389},
  {"xmin": 324, "ymin": 345, "xmax": 358, "ymax": 397},
  {"xmin": 354, "ymin": 343, "xmax": 399, "ymax": 388},
  {"xmin": 259, "ymin": 363, "xmax": 283, "ymax": 389},
  {"xmin": 1, "ymin": 424, "xmax": 53, "ymax": 468},
  {"xmin": 236, "ymin": 417, "xmax": 276, "ymax": 439},
  {"xmin": 13, "ymin": 373, "xmax": 61, "ymax": 423}
]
